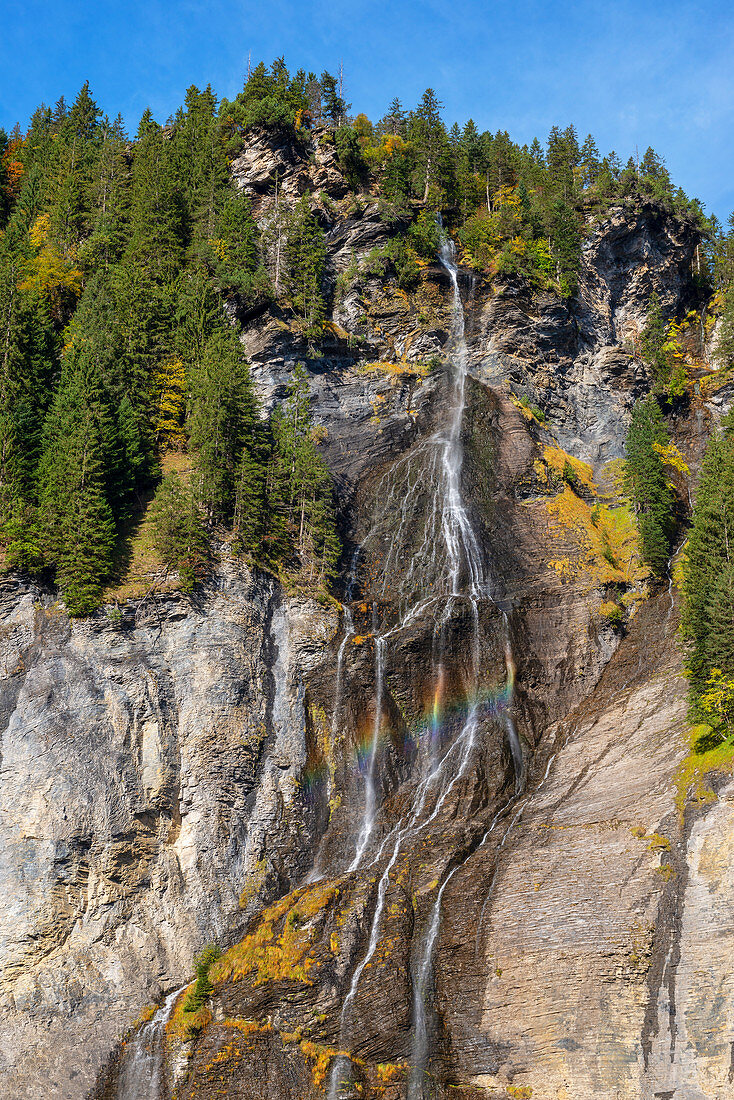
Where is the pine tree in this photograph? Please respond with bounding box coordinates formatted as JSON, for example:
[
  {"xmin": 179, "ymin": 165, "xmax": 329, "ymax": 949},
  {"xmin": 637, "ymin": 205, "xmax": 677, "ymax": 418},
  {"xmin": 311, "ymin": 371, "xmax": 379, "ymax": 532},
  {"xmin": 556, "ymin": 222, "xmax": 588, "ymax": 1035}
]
[
  {"xmin": 528, "ymin": 137, "xmax": 544, "ymax": 166},
  {"xmin": 549, "ymin": 200, "xmax": 581, "ymax": 297},
  {"xmin": 335, "ymin": 126, "xmax": 366, "ymax": 190},
  {"xmin": 79, "ymin": 115, "xmax": 129, "ymax": 272},
  {"xmin": 126, "ymin": 109, "xmax": 185, "ymax": 279},
  {"xmin": 409, "ymin": 89, "xmax": 450, "ymax": 205},
  {"xmin": 269, "ymin": 366, "xmax": 340, "ymax": 584},
  {"xmin": 187, "ymin": 327, "xmax": 257, "ymax": 520},
  {"xmin": 233, "ymin": 428, "xmax": 268, "ymax": 556},
  {"xmin": 238, "ymin": 58, "xmax": 308, "ymax": 131},
  {"xmin": 579, "ymin": 134, "xmax": 600, "ymax": 188},
  {"xmin": 638, "ymin": 147, "xmax": 673, "ymax": 203},
  {"xmin": 207, "ymin": 191, "xmax": 267, "ymax": 301},
  {"xmin": 460, "ymin": 120, "xmax": 482, "ymax": 169},
  {"xmin": 0, "ymin": 260, "xmax": 57, "ymax": 569},
  {"xmin": 48, "ymin": 82, "xmax": 103, "ymax": 250},
  {"xmin": 37, "ymin": 359, "xmax": 117, "ymax": 614},
  {"xmin": 683, "ymin": 414, "xmax": 734, "ymax": 695},
  {"xmin": 546, "ymin": 125, "xmax": 578, "ymax": 201},
  {"xmin": 59, "ymin": 271, "xmax": 150, "ymax": 506},
  {"xmin": 704, "ymin": 563, "xmax": 734, "ymax": 675},
  {"xmin": 485, "ymin": 130, "xmax": 517, "ymax": 198},
  {"xmin": 379, "ymin": 138, "xmax": 413, "ymax": 209},
  {"xmin": 640, "ymin": 291, "xmax": 670, "ymax": 386},
  {"xmin": 284, "ymin": 196, "xmax": 326, "ymax": 339},
  {"xmin": 380, "ymin": 97, "xmax": 407, "ymax": 137},
  {"xmin": 0, "ymin": 129, "xmax": 10, "ymax": 227},
  {"xmin": 320, "ymin": 71, "xmax": 349, "ymax": 128},
  {"xmin": 624, "ymin": 394, "xmax": 675, "ymax": 576},
  {"xmin": 149, "ymin": 472, "xmax": 209, "ymax": 590},
  {"xmin": 172, "ymin": 84, "xmax": 228, "ymax": 248}
]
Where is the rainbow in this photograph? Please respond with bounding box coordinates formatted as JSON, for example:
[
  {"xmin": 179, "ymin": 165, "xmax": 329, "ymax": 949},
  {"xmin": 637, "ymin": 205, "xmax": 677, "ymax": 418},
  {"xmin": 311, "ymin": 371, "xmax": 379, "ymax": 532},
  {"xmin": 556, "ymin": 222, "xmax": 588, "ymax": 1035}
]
[
  {"xmin": 350, "ymin": 676, "xmax": 515, "ymax": 774},
  {"xmin": 301, "ymin": 660, "xmax": 516, "ymax": 798}
]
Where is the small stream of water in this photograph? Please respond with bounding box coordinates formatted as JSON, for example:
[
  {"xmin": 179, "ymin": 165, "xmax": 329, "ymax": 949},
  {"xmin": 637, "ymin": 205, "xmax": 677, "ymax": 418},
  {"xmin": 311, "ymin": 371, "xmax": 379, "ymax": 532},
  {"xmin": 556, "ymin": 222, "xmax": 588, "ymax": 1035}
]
[{"xmin": 115, "ymin": 987, "xmax": 183, "ymax": 1100}]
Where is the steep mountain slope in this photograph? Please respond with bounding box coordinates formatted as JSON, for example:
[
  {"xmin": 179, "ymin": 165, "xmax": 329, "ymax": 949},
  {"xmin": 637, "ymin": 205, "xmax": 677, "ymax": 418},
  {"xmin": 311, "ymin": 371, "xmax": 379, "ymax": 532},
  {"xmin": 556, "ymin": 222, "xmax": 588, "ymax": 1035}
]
[{"xmin": 0, "ymin": 126, "xmax": 725, "ymax": 1100}]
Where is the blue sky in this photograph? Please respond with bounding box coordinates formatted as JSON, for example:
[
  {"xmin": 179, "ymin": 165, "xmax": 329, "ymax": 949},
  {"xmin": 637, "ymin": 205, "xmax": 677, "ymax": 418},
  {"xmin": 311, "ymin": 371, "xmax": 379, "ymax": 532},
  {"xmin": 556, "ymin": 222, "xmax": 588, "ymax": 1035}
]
[{"xmin": 2, "ymin": 0, "xmax": 733, "ymax": 219}]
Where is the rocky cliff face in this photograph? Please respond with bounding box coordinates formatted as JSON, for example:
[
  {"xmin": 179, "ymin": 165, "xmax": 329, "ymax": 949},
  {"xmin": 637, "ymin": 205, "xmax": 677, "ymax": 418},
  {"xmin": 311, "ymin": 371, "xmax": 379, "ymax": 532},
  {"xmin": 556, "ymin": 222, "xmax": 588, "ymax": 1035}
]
[
  {"xmin": 1, "ymin": 127, "xmax": 727, "ymax": 1100},
  {"xmin": 0, "ymin": 564, "xmax": 339, "ymax": 1096}
]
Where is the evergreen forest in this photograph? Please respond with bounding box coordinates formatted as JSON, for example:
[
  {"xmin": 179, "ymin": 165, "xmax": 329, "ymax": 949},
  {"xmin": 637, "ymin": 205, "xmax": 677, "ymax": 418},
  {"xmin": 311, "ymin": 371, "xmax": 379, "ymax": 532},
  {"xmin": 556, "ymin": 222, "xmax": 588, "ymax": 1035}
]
[{"xmin": 3, "ymin": 54, "xmax": 734, "ymax": 715}]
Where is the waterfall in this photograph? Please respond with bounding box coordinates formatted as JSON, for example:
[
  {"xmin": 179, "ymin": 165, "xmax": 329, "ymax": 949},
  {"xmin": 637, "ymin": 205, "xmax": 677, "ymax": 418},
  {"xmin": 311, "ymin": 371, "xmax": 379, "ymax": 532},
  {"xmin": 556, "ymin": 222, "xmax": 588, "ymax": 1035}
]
[
  {"xmin": 329, "ymin": 550, "xmax": 360, "ymax": 807},
  {"xmin": 665, "ymin": 537, "xmax": 687, "ymax": 625},
  {"xmin": 347, "ymin": 232, "xmax": 498, "ymax": 870},
  {"xmin": 326, "ymin": 831, "xmax": 401, "ymax": 1099},
  {"xmin": 327, "ymin": 234, "xmax": 523, "ymax": 1099},
  {"xmin": 115, "ymin": 987, "xmax": 182, "ymax": 1100},
  {"xmin": 350, "ymin": 632, "xmax": 386, "ymax": 869},
  {"xmin": 331, "ymin": 551, "xmax": 360, "ymax": 752},
  {"xmin": 407, "ymin": 864, "xmax": 460, "ymax": 1100},
  {"xmin": 436, "ymin": 235, "xmax": 485, "ymax": 600}
]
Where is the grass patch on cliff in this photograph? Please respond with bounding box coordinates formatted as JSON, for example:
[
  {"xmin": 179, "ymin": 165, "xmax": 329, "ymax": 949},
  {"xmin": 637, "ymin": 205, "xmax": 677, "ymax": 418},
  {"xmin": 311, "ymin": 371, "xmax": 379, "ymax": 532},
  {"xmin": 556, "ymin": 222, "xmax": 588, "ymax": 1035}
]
[
  {"xmin": 530, "ymin": 447, "xmax": 648, "ymax": 593},
  {"xmin": 299, "ymin": 1040, "xmax": 346, "ymax": 1089},
  {"xmin": 543, "ymin": 445, "xmax": 596, "ymax": 492},
  {"xmin": 203, "ymin": 1020, "xmax": 360, "ymax": 1093},
  {"xmin": 239, "ymin": 857, "xmax": 268, "ymax": 911},
  {"xmin": 599, "ymin": 599, "xmax": 625, "ymax": 627},
  {"xmin": 211, "ymin": 882, "xmax": 339, "ymax": 988},
  {"xmin": 103, "ymin": 452, "xmax": 196, "ymax": 602},
  {"xmin": 675, "ymin": 723, "xmax": 734, "ymax": 821},
  {"xmin": 359, "ymin": 358, "xmax": 433, "ymax": 377},
  {"xmin": 511, "ymin": 393, "xmax": 546, "ymax": 424}
]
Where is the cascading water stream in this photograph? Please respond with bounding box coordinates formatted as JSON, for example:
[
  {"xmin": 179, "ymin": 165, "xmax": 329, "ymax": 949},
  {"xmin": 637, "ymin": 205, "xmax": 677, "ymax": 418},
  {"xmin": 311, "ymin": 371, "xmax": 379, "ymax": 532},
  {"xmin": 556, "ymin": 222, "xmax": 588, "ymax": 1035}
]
[
  {"xmin": 350, "ymin": 631, "xmax": 386, "ymax": 869},
  {"xmin": 115, "ymin": 986, "xmax": 183, "ymax": 1100},
  {"xmin": 332, "ymin": 550, "xmax": 360, "ymax": 750},
  {"xmin": 437, "ymin": 236, "xmax": 485, "ymax": 600},
  {"xmin": 407, "ymin": 860, "xmax": 462, "ymax": 1100},
  {"xmin": 310, "ymin": 552, "xmax": 360, "ymax": 883},
  {"xmin": 665, "ymin": 537, "xmax": 687, "ymax": 624},
  {"xmin": 327, "ymin": 235, "xmax": 524, "ymax": 1099}
]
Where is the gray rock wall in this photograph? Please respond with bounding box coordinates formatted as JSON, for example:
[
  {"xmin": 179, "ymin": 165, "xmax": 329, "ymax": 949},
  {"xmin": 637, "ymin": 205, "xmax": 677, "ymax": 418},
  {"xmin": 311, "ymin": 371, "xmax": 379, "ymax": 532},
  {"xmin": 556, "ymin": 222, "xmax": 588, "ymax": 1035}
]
[{"xmin": 0, "ymin": 565, "xmax": 336, "ymax": 1097}]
